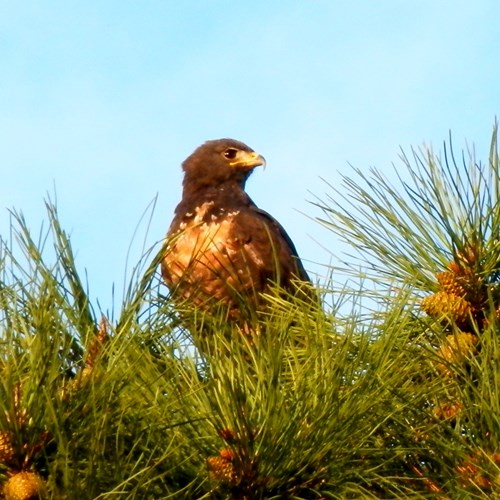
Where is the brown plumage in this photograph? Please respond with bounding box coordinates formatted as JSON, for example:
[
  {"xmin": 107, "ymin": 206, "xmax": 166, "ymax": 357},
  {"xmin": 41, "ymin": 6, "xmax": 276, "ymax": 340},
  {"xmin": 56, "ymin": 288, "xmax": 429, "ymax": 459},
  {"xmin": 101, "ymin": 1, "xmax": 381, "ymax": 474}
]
[{"xmin": 161, "ymin": 139, "xmax": 312, "ymax": 322}]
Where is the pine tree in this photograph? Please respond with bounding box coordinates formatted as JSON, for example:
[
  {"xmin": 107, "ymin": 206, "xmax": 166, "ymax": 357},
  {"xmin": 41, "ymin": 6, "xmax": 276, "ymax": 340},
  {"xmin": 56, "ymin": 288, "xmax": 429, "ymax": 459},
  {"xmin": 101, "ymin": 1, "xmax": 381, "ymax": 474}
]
[
  {"xmin": 314, "ymin": 123, "xmax": 500, "ymax": 498},
  {"xmin": 0, "ymin": 124, "xmax": 499, "ymax": 498}
]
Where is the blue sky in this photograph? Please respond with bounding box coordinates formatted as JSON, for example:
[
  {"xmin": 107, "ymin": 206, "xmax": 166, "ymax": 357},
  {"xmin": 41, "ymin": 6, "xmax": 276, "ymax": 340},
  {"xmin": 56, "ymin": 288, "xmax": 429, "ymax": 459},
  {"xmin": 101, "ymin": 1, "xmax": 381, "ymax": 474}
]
[{"xmin": 1, "ymin": 1, "xmax": 499, "ymax": 314}]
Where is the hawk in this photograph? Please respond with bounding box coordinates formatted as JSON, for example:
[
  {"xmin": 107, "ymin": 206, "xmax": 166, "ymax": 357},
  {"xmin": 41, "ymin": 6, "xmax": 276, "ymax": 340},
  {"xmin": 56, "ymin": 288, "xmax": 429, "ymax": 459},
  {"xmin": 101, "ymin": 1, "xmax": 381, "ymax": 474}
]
[{"xmin": 161, "ymin": 138, "xmax": 312, "ymax": 323}]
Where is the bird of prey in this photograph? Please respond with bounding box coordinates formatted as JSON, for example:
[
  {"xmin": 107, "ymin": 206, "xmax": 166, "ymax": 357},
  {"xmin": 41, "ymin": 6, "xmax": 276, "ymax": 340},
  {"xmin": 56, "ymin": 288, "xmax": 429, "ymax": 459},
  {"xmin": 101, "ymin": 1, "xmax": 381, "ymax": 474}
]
[{"xmin": 161, "ymin": 138, "xmax": 312, "ymax": 324}]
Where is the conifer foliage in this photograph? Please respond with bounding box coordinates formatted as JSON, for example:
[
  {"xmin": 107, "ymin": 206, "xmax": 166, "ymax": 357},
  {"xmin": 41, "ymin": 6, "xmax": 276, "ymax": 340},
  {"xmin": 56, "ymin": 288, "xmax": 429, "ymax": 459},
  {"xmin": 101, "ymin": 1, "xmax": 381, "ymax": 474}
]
[{"xmin": 1, "ymin": 125, "xmax": 499, "ymax": 498}]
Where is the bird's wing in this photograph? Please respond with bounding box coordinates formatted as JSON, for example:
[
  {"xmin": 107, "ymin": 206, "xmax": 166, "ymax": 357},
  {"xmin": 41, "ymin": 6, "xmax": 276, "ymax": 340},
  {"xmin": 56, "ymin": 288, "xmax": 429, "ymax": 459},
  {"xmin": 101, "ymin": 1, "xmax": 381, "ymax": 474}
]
[{"xmin": 236, "ymin": 206, "xmax": 311, "ymax": 284}]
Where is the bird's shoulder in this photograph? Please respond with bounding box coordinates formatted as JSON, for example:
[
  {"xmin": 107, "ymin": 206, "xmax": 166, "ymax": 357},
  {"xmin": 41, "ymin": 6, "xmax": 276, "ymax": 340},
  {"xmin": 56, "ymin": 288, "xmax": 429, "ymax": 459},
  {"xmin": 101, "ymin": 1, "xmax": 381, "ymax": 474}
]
[{"xmin": 168, "ymin": 186, "xmax": 253, "ymax": 233}]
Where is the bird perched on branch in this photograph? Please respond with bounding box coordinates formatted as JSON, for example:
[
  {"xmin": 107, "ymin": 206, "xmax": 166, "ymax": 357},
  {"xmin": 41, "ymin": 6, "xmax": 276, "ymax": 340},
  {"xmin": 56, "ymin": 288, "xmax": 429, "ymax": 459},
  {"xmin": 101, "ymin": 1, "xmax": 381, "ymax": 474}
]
[{"xmin": 161, "ymin": 138, "xmax": 313, "ymax": 326}]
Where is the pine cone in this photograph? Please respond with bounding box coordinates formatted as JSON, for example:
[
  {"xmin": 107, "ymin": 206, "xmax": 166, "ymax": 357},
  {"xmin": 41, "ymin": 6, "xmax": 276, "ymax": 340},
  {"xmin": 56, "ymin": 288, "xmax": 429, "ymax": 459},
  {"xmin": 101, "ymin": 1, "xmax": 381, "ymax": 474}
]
[
  {"xmin": 439, "ymin": 332, "xmax": 478, "ymax": 362},
  {"xmin": 85, "ymin": 316, "xmax": 109, "ymax": 368},
  {"xmin": 436, "ymin": 332, "xmax": 478, "ymax": 376},
  {"xmin": 207, "ymin": 455, "xmax": 236, "ymax": 483},
  {"xmin": 2, "ymin": 471, "xmax": 45, "ymax": 500},
  {"xmin": 456, "ymin": 451, "xmax": 500, "ymax": 491},
  {"xmin": 421, "ymin": 292, "xmax": 472, "ymax": 324},
  {"xmin": 0, "ymin": 431, "xmax": 15, "ymax": 465},
  {"xmin": 219, "ymin": 448, "xmax": 236, "ymax": 461},
  {"xmin": 436, "ymin": 271, "xmax": 467, "ymax": 297},
  {"xmin": 445, "ymin": 257, "xmax": 486, "ymax": 307},
  {"xmin": 68, "ymin": 366, "xmax": 94, "ymax": 392},
  {"xmin": 433, "ymin": 401, "xmax": 463, "ymax": 421}
]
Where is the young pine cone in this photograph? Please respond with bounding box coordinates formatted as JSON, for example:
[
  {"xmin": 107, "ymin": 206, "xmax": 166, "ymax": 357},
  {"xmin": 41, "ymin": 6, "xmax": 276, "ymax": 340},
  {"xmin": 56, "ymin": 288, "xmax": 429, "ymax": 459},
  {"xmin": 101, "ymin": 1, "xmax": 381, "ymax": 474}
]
[
  {"xmin": 436, "ymin": 332, "xmax": 479, "ymax": 376},
  {"xmin": 436, "ymin": 271, "xmax": 467, "ymax": 297},
  {"xmin": 0, "ymin": 431, "xmax": 15, "ymax": 465},
  {"xmin": 207, "ymin": 455, "xmax": 236, "ymax": 484},
  {"xmin": 2, "ymin": 471, "xmax": 45, "ymax": 500},
  {"xmin": 421, "ymin": 291, "xmax": 473, "ymax": 325}
]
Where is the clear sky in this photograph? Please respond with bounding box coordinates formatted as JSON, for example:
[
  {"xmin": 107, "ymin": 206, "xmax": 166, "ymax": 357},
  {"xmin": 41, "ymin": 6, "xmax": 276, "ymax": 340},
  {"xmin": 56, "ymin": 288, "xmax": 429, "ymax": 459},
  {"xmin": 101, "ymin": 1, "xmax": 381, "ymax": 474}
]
[{"xmin": 1, "ymin": 1, "xmax": 499, "ymax": 315}]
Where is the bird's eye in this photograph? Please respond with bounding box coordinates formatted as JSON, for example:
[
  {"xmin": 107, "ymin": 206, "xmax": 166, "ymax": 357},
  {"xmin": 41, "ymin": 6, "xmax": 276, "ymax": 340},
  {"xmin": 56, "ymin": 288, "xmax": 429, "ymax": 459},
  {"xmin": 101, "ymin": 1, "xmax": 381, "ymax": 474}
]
[{"xmin": 223, "ymin": 148, "xmax": 238, "ymax": 160}]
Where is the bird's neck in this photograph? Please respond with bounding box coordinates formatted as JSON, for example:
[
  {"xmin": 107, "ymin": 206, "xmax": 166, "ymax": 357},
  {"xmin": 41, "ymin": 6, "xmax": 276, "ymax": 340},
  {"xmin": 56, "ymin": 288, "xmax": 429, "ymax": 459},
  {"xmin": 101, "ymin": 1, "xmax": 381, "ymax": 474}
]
[{"xmin": 182, "ymin": 179, "xmax": 250, "ymax": 205}]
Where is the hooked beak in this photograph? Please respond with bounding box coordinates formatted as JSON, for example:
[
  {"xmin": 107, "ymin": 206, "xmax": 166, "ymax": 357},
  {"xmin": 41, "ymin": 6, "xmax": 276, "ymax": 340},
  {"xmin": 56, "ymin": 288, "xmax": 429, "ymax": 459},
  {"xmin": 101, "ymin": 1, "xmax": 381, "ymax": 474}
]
[{"xmin": 229, "ymin": 151, "xmax": 266, "ymax": 169}]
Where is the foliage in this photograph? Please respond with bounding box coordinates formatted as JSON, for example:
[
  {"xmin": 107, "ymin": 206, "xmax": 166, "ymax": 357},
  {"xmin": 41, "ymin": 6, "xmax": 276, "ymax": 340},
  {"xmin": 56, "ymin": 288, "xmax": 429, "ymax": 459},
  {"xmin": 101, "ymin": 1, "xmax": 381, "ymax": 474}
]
[{"xmin": 0, "ymin": 124, "xmax": 500, "ymax": 498}]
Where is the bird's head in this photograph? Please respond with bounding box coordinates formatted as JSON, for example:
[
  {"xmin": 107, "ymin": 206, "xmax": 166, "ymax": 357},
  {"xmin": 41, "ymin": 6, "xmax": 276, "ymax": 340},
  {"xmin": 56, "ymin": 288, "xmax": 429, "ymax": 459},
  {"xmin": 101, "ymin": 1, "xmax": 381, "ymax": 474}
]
[{"xmin": 181, "ymin": 139, "xmax": 266, "ymax": 191}]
